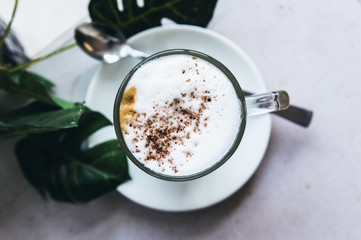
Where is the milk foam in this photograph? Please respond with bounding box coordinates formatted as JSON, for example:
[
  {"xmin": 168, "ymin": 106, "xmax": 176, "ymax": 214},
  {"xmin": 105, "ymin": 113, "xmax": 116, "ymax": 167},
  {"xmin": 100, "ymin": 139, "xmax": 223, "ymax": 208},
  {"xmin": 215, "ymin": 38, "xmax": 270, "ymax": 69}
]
[{"xmin": 122, "ymin": 54, "xmax": 242, "ymax": 176}]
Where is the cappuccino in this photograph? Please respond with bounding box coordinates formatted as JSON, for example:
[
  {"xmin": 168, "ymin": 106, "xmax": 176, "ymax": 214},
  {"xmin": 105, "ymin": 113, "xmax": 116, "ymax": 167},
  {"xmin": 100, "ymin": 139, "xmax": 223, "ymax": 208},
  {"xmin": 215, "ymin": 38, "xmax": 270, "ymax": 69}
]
[{"xmin": 119, "ymin": 54, "xmax": 242, "ymax": 176}]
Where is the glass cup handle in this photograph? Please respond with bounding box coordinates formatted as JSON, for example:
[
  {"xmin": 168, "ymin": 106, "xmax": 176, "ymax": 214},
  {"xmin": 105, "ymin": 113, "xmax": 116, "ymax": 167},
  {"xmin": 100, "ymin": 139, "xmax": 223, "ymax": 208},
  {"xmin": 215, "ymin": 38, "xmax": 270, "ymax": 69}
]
[{"xmin": 245, "ymin": 90, "xmax": 290, "ymax": 116}]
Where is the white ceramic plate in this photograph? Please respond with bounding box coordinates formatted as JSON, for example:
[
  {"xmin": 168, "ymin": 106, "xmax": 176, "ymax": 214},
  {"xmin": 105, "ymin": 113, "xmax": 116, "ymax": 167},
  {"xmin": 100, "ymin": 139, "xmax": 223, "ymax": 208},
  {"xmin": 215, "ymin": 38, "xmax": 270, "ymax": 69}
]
[{"xmin": 85, "ymin": 25, "xmax": 271, "ymax": 212}]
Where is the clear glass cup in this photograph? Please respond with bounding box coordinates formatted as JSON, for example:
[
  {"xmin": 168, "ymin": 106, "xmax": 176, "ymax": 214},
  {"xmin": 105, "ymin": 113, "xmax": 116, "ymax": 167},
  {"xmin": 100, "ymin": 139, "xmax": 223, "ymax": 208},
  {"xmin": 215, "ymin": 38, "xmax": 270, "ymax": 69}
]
[{"xmin": 113, "ymin": 49, "xmax": 289, "ymax": 181}]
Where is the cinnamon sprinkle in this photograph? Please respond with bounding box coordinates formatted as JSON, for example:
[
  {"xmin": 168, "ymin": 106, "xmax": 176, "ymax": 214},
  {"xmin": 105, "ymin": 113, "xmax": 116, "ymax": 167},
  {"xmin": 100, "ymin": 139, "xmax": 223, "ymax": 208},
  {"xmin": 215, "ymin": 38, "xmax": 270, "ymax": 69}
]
[{"xmin": 123, "ymin": 91, "xmax": 216, "ymax": 173}]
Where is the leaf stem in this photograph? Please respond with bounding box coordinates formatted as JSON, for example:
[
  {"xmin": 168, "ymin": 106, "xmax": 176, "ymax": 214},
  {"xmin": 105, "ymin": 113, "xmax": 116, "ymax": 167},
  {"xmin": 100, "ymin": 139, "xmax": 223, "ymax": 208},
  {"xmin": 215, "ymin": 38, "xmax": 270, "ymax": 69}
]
[
  {"xmin": 0, "ymin": 0, "xmax": 19, "ymax": 62},
  {"xmin": 8, "ymin": 43, "xmax": 77, "ymax": 73}
]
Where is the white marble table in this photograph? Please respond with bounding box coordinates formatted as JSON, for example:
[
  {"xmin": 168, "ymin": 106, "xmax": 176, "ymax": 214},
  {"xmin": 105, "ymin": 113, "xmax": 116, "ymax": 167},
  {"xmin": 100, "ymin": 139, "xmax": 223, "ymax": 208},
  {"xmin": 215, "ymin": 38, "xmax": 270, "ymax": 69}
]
[{"xmin": 1, "ymin": 0, "xmax": 361, "ymax": 239}]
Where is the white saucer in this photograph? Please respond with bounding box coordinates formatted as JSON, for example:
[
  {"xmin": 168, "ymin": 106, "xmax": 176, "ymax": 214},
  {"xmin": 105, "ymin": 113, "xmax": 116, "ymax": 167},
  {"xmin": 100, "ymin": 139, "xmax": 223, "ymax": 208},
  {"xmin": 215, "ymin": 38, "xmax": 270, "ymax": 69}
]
[{"xmin": 85, "ymin": 25, "xmax": 271, "ymax": 212}]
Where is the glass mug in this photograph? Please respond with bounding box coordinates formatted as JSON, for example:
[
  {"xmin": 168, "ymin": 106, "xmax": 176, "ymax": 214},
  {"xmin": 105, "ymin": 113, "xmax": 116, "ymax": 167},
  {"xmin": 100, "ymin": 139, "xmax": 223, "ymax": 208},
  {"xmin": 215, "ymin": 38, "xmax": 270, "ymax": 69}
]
[{"xmin": 113, "ymin": 49, "xmax": 289, "ymax": 181}]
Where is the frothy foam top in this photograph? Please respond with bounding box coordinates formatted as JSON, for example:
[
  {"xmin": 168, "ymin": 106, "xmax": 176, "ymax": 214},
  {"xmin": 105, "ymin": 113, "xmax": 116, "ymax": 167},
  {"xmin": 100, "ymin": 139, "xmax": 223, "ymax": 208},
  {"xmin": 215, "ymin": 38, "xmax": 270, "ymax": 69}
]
[{"xmin": 120, "ymin": 54, "xmax": 241, "ymax": 176}]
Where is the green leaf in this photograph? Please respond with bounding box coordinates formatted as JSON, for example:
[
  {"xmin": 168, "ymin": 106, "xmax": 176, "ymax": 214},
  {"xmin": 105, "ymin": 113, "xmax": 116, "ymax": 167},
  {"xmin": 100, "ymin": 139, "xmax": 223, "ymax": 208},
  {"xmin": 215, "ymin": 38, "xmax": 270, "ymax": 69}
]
[
  {"xmin": 10, "ymin": 70, "xmax": 54, "ymax": 89},
  {"xmin": 0, "ymin": 69, "xmax": 73, "ymax": 108},
  {"xmin": 89, "ymin": 0, "xmax": 218, "ymax": 37},
  {"xmin": 0, "ymin": 102, "xmax": 85, "ymax": 139},
  {"xmin": 15, "ymin": 108, "xmax": 130, "ymax": 203},
  {"xmin": 51, "ymin": 97, "xmax": 76, "ymax": 109}
]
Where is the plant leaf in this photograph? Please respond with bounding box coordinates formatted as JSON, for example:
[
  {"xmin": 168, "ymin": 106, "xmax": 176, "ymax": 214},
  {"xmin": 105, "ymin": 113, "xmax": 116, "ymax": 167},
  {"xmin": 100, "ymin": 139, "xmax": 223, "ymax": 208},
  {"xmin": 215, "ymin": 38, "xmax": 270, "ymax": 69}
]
[
  {"xmin": 89, "ymin": 0, "xmax": 218, "ymax": 37},
  {"xmin": 0, "ymin": 69, "xmax": 73, "ymax": 108},
  {"xmin": 11, "ymin": 71, "xmax": 54, "ymax": 89},
  {"xmin": 0, "ymin": 102, "xmax": 85, "ymax": 139},
  {"xmin": 15, "ymin": 108, "xmax": 130, "ymax": 203}
]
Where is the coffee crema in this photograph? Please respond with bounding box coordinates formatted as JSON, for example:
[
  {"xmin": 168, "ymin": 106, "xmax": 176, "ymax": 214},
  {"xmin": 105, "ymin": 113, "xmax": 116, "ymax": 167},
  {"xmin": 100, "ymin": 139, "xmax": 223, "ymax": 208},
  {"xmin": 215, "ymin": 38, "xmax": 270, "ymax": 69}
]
[{"xmin": 119, "ymin": 54, "xmax": 241, "ymax": 176}]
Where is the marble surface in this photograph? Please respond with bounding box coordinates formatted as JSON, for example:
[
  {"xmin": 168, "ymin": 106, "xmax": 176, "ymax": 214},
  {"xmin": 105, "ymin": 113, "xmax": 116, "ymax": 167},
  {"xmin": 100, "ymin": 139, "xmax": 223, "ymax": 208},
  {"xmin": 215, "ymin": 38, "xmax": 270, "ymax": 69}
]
[
  {"xmin": 0, "ymin": 0, "xmax": 89, "ymax": 57},
  {"xmin": 1, "ymin": 0, "xmax": 361, "ymax": 239}
]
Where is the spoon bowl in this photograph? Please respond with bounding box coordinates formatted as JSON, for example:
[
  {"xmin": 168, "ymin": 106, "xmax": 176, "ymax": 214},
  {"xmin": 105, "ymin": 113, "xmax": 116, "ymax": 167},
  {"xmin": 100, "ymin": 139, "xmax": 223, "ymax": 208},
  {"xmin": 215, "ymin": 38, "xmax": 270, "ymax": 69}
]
[{"xmin": 75, "ymin": 22, "xmax": 148, "ymax": 63}]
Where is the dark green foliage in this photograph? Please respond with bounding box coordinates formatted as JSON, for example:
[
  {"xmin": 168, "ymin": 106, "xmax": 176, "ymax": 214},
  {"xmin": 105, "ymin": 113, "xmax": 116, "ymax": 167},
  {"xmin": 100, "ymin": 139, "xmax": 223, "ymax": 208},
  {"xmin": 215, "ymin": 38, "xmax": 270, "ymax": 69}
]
[{"xmin": 89, "ymin": 0, "xmax": 218, "ymax": 37}]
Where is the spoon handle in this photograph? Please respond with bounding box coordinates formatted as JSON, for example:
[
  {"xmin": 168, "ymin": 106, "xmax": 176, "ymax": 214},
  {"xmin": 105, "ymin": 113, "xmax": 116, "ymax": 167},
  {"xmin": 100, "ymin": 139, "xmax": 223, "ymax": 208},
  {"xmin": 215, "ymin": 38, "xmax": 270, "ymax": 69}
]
[
  {"xmin": 243, "ymin": 90, "xmax": 313, "ymax": 127},
  {"xmin": 121, "ymin": 45, "xmax": 149, "ymax": 59},
  {"xmin": 129, "ymin": 49, "xmax": 149, "ymax": 59},
  {"xmin": 273, "ymin": 104, "xmax": 313, "ymax": 127}
]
